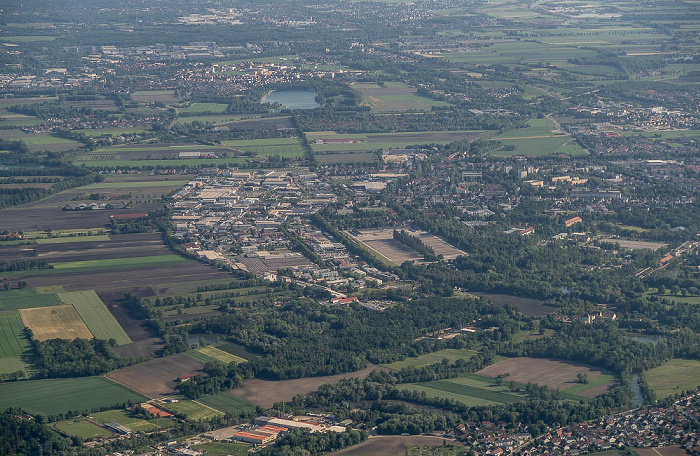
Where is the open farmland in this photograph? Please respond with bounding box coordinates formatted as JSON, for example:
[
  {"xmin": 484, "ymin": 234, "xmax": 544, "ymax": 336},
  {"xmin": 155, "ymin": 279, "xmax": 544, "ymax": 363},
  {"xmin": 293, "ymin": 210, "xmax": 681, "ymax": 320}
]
[
  {"xmin": 179, "ymin": 102, "xmax": 229, "ymax": 114},
  {"xmin": 401, "ymin": 374, "xmax": 529, "ymax": 407},
  {"xmin": 0, "ymin": 129, "xmax": 83, "ymax": 153},
  {"xmin": 0, "ymin": 173, "xmax": 189, "ymax": 232},
  {"xmin": 348, "ymin": 228, "xmax": 466, "ymax": 265},
  {"xmin": 218, "ymin": 115, "xmax": 293, "ymax": 131},
  {"xmin": 107, "ymin": 354, "xmax": 206, "ymax": 398},
  {"xmin": 222, "ymin": 137, "xmax": 305, "ymax": 158},
  {"xmin": 228, "ymin": 364, "xmax": 389, "ymax": 408},
  {"xmin": 330, "ymin": 436, "xmax": 452, "ymax": 456},
  {"xmin": 76, "ymin": 143, "xmax": 233, "ymax": 162},
  {"xmin": 352, "ymin": 82, "xmax": 450, "ymax": 112},
  {"xmin": 0, "ymin": 376, "xmax": 147, "ymax": 415},
  {"xmin": 0, "ymin": 314, "xmax": 32, "ymax": 375},
  {"xmin": 489, "ymin": 118, "xmax": 588, "ymax": 157},
  {"xmin": 307, "ymin": 130, "xmax": 481, "ymax": 154},
  {"xmin": 477, "ymin": 357, "xmax": 614, "ymax": 397},
  {"xmin": 59, "ymin": 290, "xmax": 131, "ymax": 345},
  {"xmin": 20, "ymin": 304, "xmax": 93, "ymax": 341},
  {"xmin": 197, "ymin": 391, "xmax": 256, "ymax": 415},
  {"xmin": 382, "ymin": 349, "xmax": 477, "ymax": 370},
  {"xmin": 131, "ymin": 90, "xmax": 179, "ymax": 104},
  {"xmin": 644, "ymin": 359, "xmax": 700, "ymax": 399},
  {"xmin": 183, "ymin": 345, "xmax": 247, "ymax": 365},
  {"xmin": 315, "ymin": 152, "xmax": 379, "ymax": 164},
  {"xmin": 0, "ymin": 288, "xmax": 62, "ymax": 312}
]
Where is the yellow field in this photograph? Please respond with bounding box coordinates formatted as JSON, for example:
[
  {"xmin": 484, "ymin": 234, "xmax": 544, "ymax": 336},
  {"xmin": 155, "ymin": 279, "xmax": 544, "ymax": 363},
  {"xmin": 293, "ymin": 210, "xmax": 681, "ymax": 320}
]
[{"xmin": 20, "ymin": 305, "xmax": 93, "ymax": 341}]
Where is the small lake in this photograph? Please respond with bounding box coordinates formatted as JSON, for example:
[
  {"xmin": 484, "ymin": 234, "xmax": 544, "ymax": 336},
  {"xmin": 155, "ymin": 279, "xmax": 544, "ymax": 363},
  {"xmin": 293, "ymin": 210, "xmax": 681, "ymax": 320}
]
[{"xmin": 262, "ymin": 89, "xmax": 320, "ymax": 110}]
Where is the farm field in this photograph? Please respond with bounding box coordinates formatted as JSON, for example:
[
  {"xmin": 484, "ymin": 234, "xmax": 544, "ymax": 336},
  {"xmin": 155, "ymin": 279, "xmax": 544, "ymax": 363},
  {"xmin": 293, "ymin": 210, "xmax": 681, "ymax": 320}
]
[
  {"xmin": 307, "ymin": 130, "xmax": 481, "ymax": 154},
  {"xmin": 158, "ymin": 399, "xmax": 224, "ymax": 420},
  {"xmin": 179, "ymin": 102, "xmax": 229, "ymax": 114},
  {"xmin": 0, "ymin": 377, "xmax": 147, "ymax": 415},
  {"xmin": 183, "ymin": 345, "xmax": 247, "ymax": 365},
  {"xmin": 59, "ymin": 290, "xmax": 131, "ymax": 345},
  {"xmin": 383, "ymin": 349, "xmax": 477, "ymax": 371},
  {"xmin": 488, "ymin": 118, "xmax": 588, "ymax": 157},
  {"xmin": 0, "ymin": 314, "xmax": 32, "ymax": 375},
  {"xmin": 0, "ymin": 288, "xmax": 62, "ymax": 312},
  {"xmin": 222, "ymin": 137, "xmax": 305, "ymax": 158},
  {"xmin": 351, "ymin": 82, "xmax": 450, "ymax": 112},
  {"xmin": 329, "ymin": 436, "xmax": 451, "ymax": 456},
  {"xmin": 401, "ymin": 374, "xmax": 529, "ymax": 407},
  {"xmin": 218, "ymin": 115, "xmax": 293, "ymax": 131},
  {"xmin": 216, "ymin": 342, "xmax": 259, "ymax": 361},
  {"xmin": 229, "ymin": 364, "xmax": 390, "ymax": 409},
  {"xmin": 20, "ymin": 304, "xmax": 93, "ymax": 341},
  {"xmin": 74, "ymin": 127, "xmax": 149, "ymax": 137},
  {"xmin": 53, "ymin": 417, "xmax": 113, "ymax": 439},
  {"xmin": 644, "ymin": 359, "xmax": 700, "ymax": 399},
  {"xmin": 477, "ymin": 357, "xmax": 614, "ymax": 397},
  {"xmin": 197, "ymin": 391, "xmax": 257, "ymax": 415},
  {"xmin": 131, "ymin": 90, "xmax": 179, "ymax": 104},
  {"xmin": 106, "ymin": 354, "xmax": 205, "ymax": 398},
  {"xmin": 0, "ymin": 174, "xmax": 187, "ymax": 232}
]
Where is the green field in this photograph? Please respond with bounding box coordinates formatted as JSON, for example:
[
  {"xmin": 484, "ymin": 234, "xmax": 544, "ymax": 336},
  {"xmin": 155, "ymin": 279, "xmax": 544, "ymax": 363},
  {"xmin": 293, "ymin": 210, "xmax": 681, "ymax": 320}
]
[
  {"xmin": 183, "ymin": 345, "xmax": 247, "ymax": 365},
  {"xmin": 197, "ymin": 392, "xmax": 256, "ymax": 414},
  {"xmin": 0, "ymin": 377, "xmax": 147, "ymax": 415},
  {"xmin": 0, "ymin": 314, "xmax": 32, "ymax": 375},
  {"xmin": 488, "ymin": 119, "xmax": 587, "ymax": 156},
  {"xmin": 222, "ymin": 137, "xmax": 306, "ymax": 158},
  {"xmin": 562, "ymin": 373, "xmax": 616, "ymax": 395},
  {"xmin": 158, "ymin": 399, "xmax": 224, "ymax": 420},
  {"xmin": 192, "ymin": 442, "xmax": 250, "ymax": 456},
  {"xmin": 0, "ymin": 288, "xmax": 62, "ymax": 312},
  {"xmin": 401, "ymin": 374, "xmax": 529, "ymax": 407},
  {"xmin": 59, "ymin": 290, "xmax": 131, "ymax": 345},
  {"xmin": 47, "ymin": 255, "xmax": 189, "ymax": 273},
  {"xmin": 645, "ymin": 358, "xmax": 700, "ymax": 398},
  {"xmin": 383, "ymin": 349, "xmax": 477, "ymax": 370},
  {"xmin": 91, "ymin": 409, "xmax": 162, "ymax": 432},
  {"xmin": 74, "ymin": 157, "xmax": 250, "ymax": 168},
  {"xmin": 179, "ymin": 103, "xmax": 229, "ymax": 114},
  {"xmin": 32, "ymin": 235, "xmax": 111, "ymax": 245},
  {"xmin": 53, "ymin": 417, "xmax": 113, "ymax": 439},
  {"xmin": 307, "ymin": 130, "xmax": 481, "ymax": 153}
]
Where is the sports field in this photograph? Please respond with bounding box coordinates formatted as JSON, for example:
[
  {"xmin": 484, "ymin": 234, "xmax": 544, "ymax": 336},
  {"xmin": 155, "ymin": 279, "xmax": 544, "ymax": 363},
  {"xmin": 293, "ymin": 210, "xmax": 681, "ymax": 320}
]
[
  {"xmin": 183, "ymin": 345, "xmax": 247, "ymax": 365},
  {"xmin": 383, "ymin": 349, "xmax": 477, "ymax": 370},
  {"xmin": 20, "ymin": 304, "xmax": 93, "ymax": 341},
  {"xmin": 0, "ymin": 377, "xmax": 147, "ymax": 415},
  {"xmin": 158, "ymin": 399, "xmax": 224, "ymax": 420},
  {"xmin": 53, "ymin": 417, "xmax": 113, "ymax": 439},
  {"xmin": 90, "ymin": 409, "xmax": 161, "ymax": 432},
  {"xmin": 58, "ymin": 290, "xmax": 131, "ymax": 345},
  {"xmin": 644, "ymin": 358, "xmax": 700, "ymax": 399}
]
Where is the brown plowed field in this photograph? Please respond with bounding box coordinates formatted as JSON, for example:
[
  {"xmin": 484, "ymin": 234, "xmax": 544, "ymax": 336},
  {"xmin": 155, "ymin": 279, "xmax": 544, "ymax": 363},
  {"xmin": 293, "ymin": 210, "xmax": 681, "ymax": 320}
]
[
  {"xmin": 99, "ymin": 287, "xmax": 156, "ymax": 342},
  {"xmin": 477, "ymin": 357, "xmax": 611, "ymax": 392},
  {"xmin": 22, "ymin": 263, "xmax": 232, "ymax": 292},
  {"xmin": 229, "ymin": 364, "xmax": 390, "ymax": 409},
  {"xmin": 113, "ymin": 337, "xmax": 165, "ymax": 359},
  {"xmin": 107, "ymin": 354, "xmax": 205, "ymax": 398},
  {"xmin": 329, "ymin": 435, "xmax": 454, "ymax": 456},
  {"xmin": 634, "ymin": 446, "xmax": 690, "ymax": 456}
]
